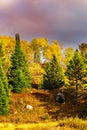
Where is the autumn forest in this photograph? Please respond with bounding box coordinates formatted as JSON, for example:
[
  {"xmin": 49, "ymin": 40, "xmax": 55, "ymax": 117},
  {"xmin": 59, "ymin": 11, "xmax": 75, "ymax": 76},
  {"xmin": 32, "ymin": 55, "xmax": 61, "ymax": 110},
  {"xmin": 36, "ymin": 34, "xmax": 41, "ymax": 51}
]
[{"xmin": 0, "ymin": 33, "xmax": 87, "ymax": 129}]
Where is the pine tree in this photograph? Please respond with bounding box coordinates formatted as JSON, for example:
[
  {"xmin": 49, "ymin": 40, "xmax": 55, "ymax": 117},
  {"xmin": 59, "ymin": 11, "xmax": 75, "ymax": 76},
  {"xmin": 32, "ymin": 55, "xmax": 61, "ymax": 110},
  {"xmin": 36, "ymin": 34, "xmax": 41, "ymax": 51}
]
[
  {"xmin": 42, "ymin": 55, "xmax": 65, "ymax": 89},
  {"xmin": 8, "ymin": 33, "xmax": 32, "ymax": 93},
  {"xmin": 0, "ymin": 60, "xmax": 9, "ymax": 115},
  {"xmin": 79, "ymin": 43, "xmax": 87, "ymax": 63},
  {"xmin": 0, "ymin": 44, "xmax": 6, "ymax": 71},
  {"xmin": 65, "ymin": 49, "xmax": 85, "ymax": 100}
]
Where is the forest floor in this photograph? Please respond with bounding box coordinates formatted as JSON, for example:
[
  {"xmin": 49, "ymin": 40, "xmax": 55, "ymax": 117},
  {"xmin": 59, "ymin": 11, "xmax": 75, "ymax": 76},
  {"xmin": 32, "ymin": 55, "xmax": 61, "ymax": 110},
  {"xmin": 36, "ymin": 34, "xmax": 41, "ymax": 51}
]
[{"xmin": 0, "ymin": 87, "xmax": 87, "ymax": 129}]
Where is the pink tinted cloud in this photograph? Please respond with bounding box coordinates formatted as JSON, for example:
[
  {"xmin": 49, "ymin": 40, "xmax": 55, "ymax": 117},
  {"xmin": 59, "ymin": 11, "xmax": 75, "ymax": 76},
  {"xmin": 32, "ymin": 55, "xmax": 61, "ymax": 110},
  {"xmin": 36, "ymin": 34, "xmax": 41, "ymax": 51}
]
[{"xmin": 0, "ymin": 0, "xmax": 87, "ymax": 47}]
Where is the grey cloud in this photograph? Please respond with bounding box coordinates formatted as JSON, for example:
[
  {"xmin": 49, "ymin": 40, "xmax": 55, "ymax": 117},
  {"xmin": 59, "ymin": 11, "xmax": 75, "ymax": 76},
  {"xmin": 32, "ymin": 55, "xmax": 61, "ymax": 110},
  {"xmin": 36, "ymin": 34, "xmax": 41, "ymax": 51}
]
[{"xmin": 0, "ymin": 0, "xmax": 87, "ymax": 48}]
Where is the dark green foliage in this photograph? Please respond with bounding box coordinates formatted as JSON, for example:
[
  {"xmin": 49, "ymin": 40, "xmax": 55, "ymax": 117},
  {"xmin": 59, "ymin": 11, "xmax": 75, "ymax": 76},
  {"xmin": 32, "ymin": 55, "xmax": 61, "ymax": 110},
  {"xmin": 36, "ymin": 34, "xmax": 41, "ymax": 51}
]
[
  {"xmin": 0, "ymin": 44, "xmax": 6, "ymax": 71},
  {"xmin": 8, "ymin": 33, "xmax": 32, "ymax": 93},
  {"xmin": 0, "ymin": 61, "xmax": 9, "ymax": 115},
  {"xmin": 42, "ymin": 55, "xmax": 65, "ymax": 89},
  {"xmin": 79, "ymin": 43, "xmax": 87, "ymax": 63},
  {"xmin": 0, "ymin": 44, "xmax": 5, "ymax": 59},
  {"xmin": 65, "ymin": 49, "xmax": 85, "ymax": 99},
  {"xmin": 79, "ymin": 43, "xmax": 87, "ymax": 85},
  {"xmin": 66, "ymin": 50, "xmax": 85, "ymax": 81}
]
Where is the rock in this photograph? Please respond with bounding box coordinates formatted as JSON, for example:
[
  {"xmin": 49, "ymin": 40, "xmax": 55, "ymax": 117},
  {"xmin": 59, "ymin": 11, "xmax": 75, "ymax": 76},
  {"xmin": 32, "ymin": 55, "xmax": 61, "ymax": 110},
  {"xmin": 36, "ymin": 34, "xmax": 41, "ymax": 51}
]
[
  {"xmin": 26, "ymin": 104, "xmax": 33, "ymax": 110},
  {"xmin": 56, "ymin": 93, "xmax": 65, "ymax": 103}
]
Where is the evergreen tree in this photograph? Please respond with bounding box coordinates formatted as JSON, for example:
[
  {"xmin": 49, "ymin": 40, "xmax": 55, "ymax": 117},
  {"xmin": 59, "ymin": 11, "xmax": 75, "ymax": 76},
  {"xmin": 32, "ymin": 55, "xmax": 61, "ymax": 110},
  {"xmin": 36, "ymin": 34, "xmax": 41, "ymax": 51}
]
[
  {"xmin": 65, "ymin": 49, "xmax": 85, "ymax": 100},
  {"xmin": 8, "ymin": 33, "xmax": 32, "ymax": 93},
  {"xmin": 42, "ymin": 55, "xmax": 65, "ymax": 89},
  {"xmin": 0, "ymin": 44, "xmax": 4, "ymax": 60},
  {"xmin": 79, "ymin": 43, "xmax": 87, "ymax": 63},
  {"xmin": 79, "ymin": 43, "xmax": 87, "ymax": 86},
  {"xmin": 0, "ymin": 60, "xmax": 9, "ymax": 114},
  {"xmin": 0, "ymin": 43, "xmax": 6, "ymax": 71}
]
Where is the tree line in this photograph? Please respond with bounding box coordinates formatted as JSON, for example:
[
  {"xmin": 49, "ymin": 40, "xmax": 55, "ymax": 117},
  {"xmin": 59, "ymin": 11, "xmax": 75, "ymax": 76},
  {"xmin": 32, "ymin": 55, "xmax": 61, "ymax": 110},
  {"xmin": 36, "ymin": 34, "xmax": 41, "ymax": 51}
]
[{"xmin": 0, "ymin": 34, "xmax": 87, "ymax": 115}]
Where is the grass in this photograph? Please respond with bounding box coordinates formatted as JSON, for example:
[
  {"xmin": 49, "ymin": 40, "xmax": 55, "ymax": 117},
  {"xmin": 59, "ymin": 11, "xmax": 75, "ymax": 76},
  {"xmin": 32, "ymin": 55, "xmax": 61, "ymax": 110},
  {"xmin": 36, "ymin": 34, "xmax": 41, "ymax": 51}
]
[
  {"xmin": 0, "ymin": 88, "xmax": 87, "ymax": 129},
  {"xmin": 0, "ymin": 117, "xmax": 87, "ymax": 130}
]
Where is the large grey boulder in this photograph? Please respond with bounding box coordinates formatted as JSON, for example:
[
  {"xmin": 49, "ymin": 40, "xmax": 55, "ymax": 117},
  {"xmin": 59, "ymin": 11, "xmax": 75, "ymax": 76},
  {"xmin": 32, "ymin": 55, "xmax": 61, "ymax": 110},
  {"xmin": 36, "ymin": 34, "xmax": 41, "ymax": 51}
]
[{"xmin": 56, "ymin": 93, "xmax": 65, "ymax": 103}]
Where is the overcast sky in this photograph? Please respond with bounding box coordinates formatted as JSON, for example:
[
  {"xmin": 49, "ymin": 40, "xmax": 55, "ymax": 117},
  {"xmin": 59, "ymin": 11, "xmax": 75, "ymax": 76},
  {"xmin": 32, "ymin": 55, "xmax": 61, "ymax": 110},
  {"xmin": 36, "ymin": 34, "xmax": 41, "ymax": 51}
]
[{"xmin": 0, "ymin": 0, "xmax": 87, "ymax": 48}]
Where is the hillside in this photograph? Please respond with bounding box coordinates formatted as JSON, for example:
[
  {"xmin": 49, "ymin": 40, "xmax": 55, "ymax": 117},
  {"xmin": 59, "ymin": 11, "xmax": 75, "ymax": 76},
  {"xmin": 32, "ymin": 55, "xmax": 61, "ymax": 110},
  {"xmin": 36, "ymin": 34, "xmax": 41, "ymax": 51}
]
[{"xmin": 0, "ymin": 88, "xmax": 87, "ymax": 123}]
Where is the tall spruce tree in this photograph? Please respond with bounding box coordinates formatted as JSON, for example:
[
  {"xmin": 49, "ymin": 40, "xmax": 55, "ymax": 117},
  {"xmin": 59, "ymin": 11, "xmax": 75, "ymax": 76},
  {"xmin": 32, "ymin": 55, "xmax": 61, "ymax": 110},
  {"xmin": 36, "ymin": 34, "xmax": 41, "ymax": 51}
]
[
  {"xmin": 79, "ymin": 43, "xmax": 87, "ymax": 63},
  {"xmin": 42, "ymin": 55, "xmax": 65, "ymax": 89},
  {"xmin": 0, "ymin": 44, "xmax": 6, "ymax": 71},
  {"xmin": 8, "ymin": 33, "xmax": 32, "ymax": 93},
  {"xmin": 65, "ymin": 49, "xmax": 85, "ymax": 100},
  {"xmin": 0, "ymin": 45, "xmax": 9, "ymax": 115}
]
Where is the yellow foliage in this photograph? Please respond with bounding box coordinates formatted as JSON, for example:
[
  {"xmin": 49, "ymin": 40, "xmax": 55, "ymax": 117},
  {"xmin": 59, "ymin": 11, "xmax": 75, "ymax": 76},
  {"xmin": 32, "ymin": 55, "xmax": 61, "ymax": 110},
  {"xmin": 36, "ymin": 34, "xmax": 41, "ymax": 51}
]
[
  {"xmin": 29, "ymin": 63, "xmax": 44, "ymax": 85},
  {"xmin": 64, "ymin": 47, "xmax": 75, "ymax": 65},
  {"xmin": 30, "ymin": 38, "xmax": 48, "ymax": 63},
  {"xmin": 30, "ymin": 63, "xmax": 44, "ymax": 75},
  {"xmin": 0, "ymin": 36, "xmax": 15, "ymax": 72},
  {"xmin": 37, "ymin": 38, "xmax": 48, "ymax": 49},
  {"xmin": 51, "ymin": 40, "xmax": 62, "ymax": 61},
  {"xmin": 44, "ymin": 40, "xmax": 62, "ymax": 62},
  {"xmin": 44, "ymin": 47, "xmax": 52, "ymax": 60},
  {"xmin": 30, "ymin": 38, "xmax": 48, "ymax": 52},
  {"xmin": 21, "ymin": 40, "xmax": 33, "ymax": 63}
]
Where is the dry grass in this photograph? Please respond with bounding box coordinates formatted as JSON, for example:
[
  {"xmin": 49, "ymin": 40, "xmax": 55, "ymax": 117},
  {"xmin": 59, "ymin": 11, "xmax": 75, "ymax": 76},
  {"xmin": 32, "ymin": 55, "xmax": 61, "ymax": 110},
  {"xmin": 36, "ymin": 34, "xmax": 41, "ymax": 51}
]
[
  {"xmin": 0, "ymin": 117, "xmax": 87, "ymax": 130},
  {"xmin": 0, "ymin": 88, "xmax": 87, "ymax": 129}
]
